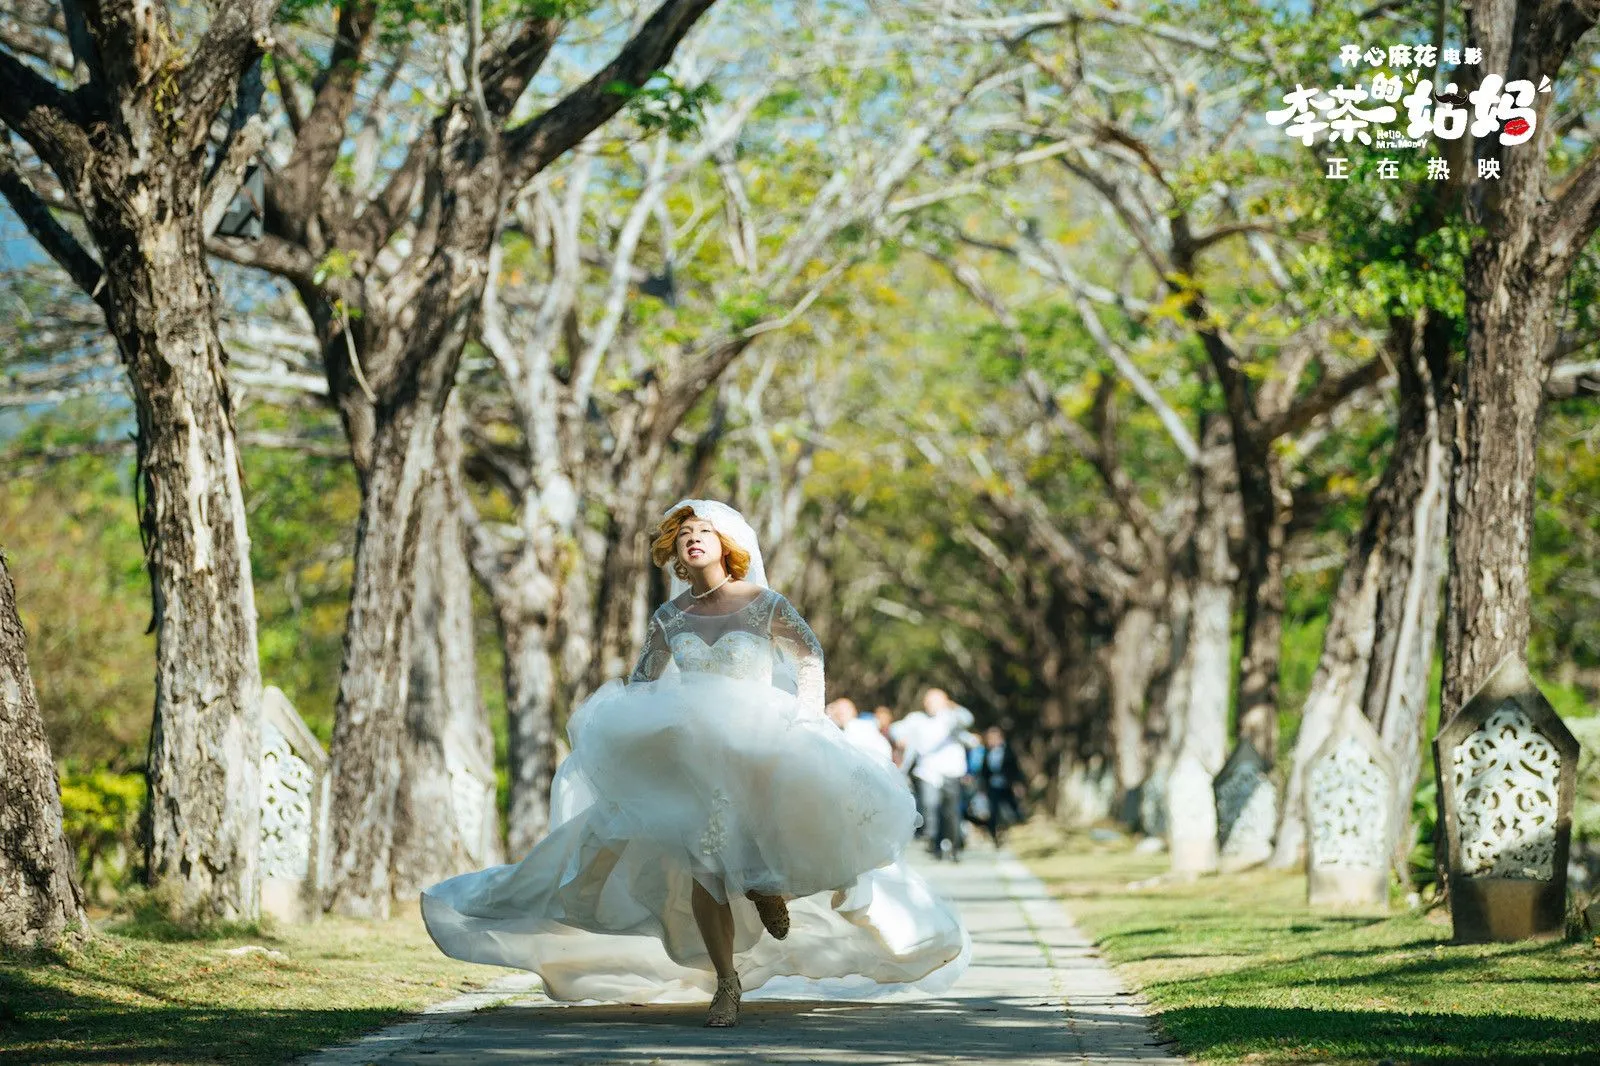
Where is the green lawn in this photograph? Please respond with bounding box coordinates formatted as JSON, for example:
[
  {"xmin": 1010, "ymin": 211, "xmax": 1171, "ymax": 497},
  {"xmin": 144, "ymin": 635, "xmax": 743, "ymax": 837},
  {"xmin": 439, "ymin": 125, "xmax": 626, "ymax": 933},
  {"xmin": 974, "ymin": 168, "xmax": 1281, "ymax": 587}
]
[
  {"xmin": 0, "ymin": 908, "xmax": 517, "ymax": 1065},
  {"xmin": 1012, "ymin": 822, "xmax": 1600, "ymax": 1066}
]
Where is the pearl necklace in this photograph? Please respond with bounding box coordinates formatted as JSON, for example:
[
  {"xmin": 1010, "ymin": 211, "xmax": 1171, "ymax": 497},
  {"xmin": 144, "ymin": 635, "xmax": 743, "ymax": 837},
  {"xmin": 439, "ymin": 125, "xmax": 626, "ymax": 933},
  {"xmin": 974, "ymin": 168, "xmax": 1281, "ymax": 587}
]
[{"xmin": 691, "ymin": 574, "xmax": 731, "ymax": 599}]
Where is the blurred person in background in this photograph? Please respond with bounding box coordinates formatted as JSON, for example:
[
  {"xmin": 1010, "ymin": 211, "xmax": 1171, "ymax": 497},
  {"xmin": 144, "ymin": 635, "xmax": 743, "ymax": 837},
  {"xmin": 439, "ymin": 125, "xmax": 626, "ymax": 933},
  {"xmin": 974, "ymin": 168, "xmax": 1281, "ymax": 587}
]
[
  {"xmin": 906, "ymin": 688, "xmax": 974, "ymax": 861},
  {"xmin": 976, "ymin": 725, "xmax": 1025, "ymax": 846},
  {"xmin": 829, "ymin": 697, "xmax": 894, "ymax": 763}
]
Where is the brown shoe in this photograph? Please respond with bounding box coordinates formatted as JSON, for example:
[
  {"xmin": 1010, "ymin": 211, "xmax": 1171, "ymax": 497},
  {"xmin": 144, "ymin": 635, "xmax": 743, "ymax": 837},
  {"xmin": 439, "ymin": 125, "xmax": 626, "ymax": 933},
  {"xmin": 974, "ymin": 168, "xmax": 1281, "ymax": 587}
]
[
  {"xmin": 705, "ymin": 974, "xmax": 741, "ymax": 1027},
  {"xmin": 746, "ymin": 890, "xmax": 790, "ymax": 939}
]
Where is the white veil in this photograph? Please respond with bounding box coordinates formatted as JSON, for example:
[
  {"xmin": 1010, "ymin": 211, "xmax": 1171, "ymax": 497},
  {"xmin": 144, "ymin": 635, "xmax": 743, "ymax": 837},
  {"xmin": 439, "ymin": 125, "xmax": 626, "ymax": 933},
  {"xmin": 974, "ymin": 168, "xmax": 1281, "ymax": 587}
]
[{"xmin": 660, "ymin": 499, "xmax": 767, "ymax": 599}]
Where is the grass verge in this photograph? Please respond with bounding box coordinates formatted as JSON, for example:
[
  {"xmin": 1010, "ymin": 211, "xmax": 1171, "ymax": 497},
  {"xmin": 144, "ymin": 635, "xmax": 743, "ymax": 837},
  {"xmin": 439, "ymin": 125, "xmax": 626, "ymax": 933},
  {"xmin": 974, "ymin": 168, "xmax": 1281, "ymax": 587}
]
[
  {"xmin": 1011, "ymin": 821, "xmax": 1600, "ymax": 1066},
  {"xmin": 0, "ymin": 909, "xmax": 516, "ymax": 1065}
]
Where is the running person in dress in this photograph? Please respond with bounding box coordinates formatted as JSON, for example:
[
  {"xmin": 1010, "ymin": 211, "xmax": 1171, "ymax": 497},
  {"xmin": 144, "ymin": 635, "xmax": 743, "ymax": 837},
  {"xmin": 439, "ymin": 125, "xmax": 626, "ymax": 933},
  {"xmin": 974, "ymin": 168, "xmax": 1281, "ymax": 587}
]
[{"xmin": 421, "ymin": 500, "xmax": 968, "ymax": 1027}]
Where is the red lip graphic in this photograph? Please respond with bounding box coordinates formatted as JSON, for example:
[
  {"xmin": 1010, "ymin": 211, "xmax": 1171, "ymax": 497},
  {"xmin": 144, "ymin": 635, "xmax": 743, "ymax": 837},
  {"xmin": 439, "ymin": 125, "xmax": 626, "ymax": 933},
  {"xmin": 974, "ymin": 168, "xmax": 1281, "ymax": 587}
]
[{"xmin": 1505, "ymin": 117, "xmax": 1531, "ymax": 137}]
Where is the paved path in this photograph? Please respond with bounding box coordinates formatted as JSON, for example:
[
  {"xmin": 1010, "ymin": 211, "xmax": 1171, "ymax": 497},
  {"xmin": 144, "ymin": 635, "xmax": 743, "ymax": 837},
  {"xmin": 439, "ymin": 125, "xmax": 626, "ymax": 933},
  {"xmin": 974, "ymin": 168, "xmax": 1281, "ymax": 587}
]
[{"xmin": 301, "ymin": 844, "xmax": 1187, "ymax": 1065}]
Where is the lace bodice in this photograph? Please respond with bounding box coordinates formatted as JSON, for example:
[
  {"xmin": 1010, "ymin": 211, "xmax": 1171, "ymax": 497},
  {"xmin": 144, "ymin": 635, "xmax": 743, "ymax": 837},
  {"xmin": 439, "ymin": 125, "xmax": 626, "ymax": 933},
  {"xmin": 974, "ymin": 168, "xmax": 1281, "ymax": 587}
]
[{"xmin": 628, "ymin": 588, "xmax": 826, "ymax": 716}]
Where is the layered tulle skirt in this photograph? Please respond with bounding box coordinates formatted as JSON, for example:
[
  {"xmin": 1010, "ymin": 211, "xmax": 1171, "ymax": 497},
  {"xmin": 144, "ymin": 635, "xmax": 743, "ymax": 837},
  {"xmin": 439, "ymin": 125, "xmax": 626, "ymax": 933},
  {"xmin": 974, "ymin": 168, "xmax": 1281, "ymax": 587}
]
[{"xmin": 421, "ymin": 671, "xmax": 970, "ymax": 1003}]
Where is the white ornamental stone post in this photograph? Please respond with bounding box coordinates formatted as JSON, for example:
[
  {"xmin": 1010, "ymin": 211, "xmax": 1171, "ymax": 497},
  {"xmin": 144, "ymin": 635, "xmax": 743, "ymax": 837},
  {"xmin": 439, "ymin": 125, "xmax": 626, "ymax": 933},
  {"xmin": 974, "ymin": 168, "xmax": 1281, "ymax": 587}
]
[
  {"xmin": 1435, "ymin": 656, "xmax": 1580, "ymax": 942},
  {"xmin": 1306, "ymin": 703, "xmax": 1395, "ymax": 908},
  {"xmin": 258, "ymin": 686, "xmax": 330, "ymax": 923}
]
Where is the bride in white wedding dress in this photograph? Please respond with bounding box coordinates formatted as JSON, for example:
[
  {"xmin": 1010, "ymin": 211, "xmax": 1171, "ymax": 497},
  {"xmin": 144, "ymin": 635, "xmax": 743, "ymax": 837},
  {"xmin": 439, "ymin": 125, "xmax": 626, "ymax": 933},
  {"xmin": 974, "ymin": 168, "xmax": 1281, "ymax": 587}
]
[{"xmin": 422, "ymin": 499, "xmax": 969, "ymax": 1026}]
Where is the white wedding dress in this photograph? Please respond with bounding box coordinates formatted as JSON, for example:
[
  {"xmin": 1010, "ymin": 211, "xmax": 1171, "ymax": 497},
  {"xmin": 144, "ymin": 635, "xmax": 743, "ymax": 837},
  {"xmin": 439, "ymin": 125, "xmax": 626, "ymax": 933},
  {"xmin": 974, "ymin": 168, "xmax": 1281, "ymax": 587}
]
[{"xmin": 421, "ymin": 587, "xmax": 970, "ymax": 1003}]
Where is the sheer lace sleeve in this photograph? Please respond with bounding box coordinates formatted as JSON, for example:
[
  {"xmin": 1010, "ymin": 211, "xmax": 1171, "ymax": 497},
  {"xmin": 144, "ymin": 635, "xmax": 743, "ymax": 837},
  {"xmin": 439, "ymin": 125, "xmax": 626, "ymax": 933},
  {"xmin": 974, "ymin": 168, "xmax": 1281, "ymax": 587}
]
[
  {"xmin": 769, "ymin": 594, "xmax": 825, "ymax": 718},
  {"xmin": 628, "ymin": 613, "xmax": 673, "ymax": 683}
]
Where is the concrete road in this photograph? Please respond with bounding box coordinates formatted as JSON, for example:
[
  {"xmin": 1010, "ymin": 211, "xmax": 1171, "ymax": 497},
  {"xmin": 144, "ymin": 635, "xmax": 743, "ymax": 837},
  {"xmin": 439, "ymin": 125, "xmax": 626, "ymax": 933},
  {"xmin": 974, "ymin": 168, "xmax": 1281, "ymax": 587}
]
[{"xmin": 301, "ymin": 843, "xmax": 1188, "ymax": 1065}]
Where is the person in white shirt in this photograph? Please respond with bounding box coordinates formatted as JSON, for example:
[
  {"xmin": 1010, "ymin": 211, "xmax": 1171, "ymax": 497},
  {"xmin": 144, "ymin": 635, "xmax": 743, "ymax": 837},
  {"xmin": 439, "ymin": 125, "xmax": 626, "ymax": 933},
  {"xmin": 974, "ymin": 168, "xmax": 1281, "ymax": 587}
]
[
  {"xmin": 887, "ymin": 706, "xmax": 932, "ymax": 835},
  {"xmin": 827, "ymin": 698, "xmax": 894, "ymax": 763},
  {"xmin": 906, "ymin": 688, "xmax": 974, "ymax": 861}
]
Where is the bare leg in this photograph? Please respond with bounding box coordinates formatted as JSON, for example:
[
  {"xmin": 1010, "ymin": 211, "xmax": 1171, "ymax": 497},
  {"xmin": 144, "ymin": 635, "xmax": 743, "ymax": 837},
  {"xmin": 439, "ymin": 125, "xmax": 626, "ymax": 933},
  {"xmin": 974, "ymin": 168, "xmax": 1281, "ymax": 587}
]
[
  {"xmin": 692, "ymin": 880, "xmax": 740, "ymax": 1026},
  {"xmin": 691, "ymin": 880, "xmax": 736, "ymax": 978}
]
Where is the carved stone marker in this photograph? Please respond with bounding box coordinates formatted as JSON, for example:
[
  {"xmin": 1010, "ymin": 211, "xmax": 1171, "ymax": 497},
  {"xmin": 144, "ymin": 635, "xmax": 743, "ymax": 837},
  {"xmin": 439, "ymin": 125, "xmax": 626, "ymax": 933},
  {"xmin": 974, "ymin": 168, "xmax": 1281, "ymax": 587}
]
[
  {"xmin": 1215, "ymin": 739, "xmax": 1277, "ymax": 871},
  {"xmin": 1435, "ymin": 655, "xmax": 1580, "ymax": 942},
  {"xmin": 259, "ymin": 686, "xmax": 329, "ymax": 923},
  {"xmin": 1166, "ymin": 750, "xmax": 1218, "ymax": 875},
  {"xmin": 1306, "ymin": 703, "xmax": 1395, "ymax": 908}
]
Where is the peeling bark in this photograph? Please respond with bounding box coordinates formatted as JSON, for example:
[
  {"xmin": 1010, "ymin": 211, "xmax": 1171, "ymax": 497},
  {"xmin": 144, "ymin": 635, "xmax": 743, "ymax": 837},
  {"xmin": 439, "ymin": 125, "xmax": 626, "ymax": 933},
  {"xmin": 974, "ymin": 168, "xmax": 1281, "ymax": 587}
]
[
  {"xmin": 1443, "ymin": 0, "xmax": 1600, "ymax": 721},
  {"xmin": 389, "ymin": 401, "xmax": 502, "ymax": 899},
  {"xmin": 0, "ymin": 555, "xmax": 88, "ymax": 950},
  {"xmin": 1272, "ymin": 323, "xmax": 1449, "ymax": 871},
  {"xmin": 1441, "ymin": 270, "xmax": 1556, "ymax": 720},
  {"xmin": 0, "ymin": 4, "xmax": 274, "ymax": 921},
  {"xmin": 1365, "ymin": 318, "xmax": 1450, "ymax": 882}
]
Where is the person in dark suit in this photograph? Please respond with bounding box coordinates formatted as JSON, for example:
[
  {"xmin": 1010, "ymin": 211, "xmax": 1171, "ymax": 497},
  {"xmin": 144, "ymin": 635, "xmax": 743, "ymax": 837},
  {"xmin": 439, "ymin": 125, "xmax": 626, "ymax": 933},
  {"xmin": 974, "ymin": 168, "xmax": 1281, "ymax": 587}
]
[{"xmin": 978, "ymin": 726, "xmax": 1025, "ymax": 845}]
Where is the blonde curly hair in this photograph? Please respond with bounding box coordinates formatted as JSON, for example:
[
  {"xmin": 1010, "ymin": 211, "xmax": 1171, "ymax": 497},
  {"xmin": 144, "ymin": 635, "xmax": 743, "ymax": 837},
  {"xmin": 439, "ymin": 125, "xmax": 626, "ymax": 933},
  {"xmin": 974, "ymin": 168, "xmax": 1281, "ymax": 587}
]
[{"xmin": 651, "ymin": 505, "xmax": 752, "ymax": 582}]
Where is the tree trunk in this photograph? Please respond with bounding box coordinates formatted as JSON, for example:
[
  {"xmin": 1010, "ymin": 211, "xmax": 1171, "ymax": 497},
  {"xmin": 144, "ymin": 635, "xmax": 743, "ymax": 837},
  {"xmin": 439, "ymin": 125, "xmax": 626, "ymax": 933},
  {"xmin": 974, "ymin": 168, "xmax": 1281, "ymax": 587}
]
[
  {"xmin": 1166, "ymin": 426, "xmax": 1237, "ymax": 874},
  {"xmin": 1268, "ymin": 499, "xmax": 1384, "ymax": 869},
  {"xmin": 389, "ymin": 403, "xmax": 501, "ymax": 900},
  {"xmin": 1234, "ymin": 450, "xmax": 1289, "ymax": 764},
  {"xmin": 1364, "ymin": 321, "xmax": 1450, "ymax": 885},
  {"xmin": 1035, "ymin": 647, "xmax": 1070, "ymax": 818},
  {"xmin": 1368, "ymin": 446, "xmax": 1446, "ymax": 887},
  {"xmin": 1136, "ymin": 576, "xmax": 1188, "ymax": 837},
  {"xmin": 322, "ymin": 393, "xmax": 439, "ymax": 916},
  {"xmin": 1148, "ymin": 574, "xmax": 1193, "ymax": 767},
  {"xmin": 586, "ymin": 480, "xmax": 660, "ymax": 696},
  {"xmin": 1441, "ymin": 260, "xmax": 1559, "ymax": 720},
  {"xmin": 1271, "ymin": 327, "xmax": 1450, "ymax": 871},
  {"xmin": 1106, "ymin": 603, "xmax": 1159, "ymax": 822},
  {"xmin": 106, "ymin": 176, "xmax": 263, "ymax": 923},
  {"xmin": 559, "ymin": 523, "xmax": 606, "ymax": 711},
  {"xmin": 0, "ymin": 0, "xmax": 271, "ymax": 930},
  {"xmin": 1443, "ymin": 0, "xmax": 1597, "ymax": 720},
  {"xmin": 1182, "ymin": 576, "xmax": 1233, "ymax": 777},
  {"xmin": 0, "ymin": 555, "xmax": 88, "ymax": 950},
  {"xmin": 1182, "ymin": 432, "xmax": 1238, "ymax": 776},
  {"xmin": 323, "ymin": 103, "xmax": 505, "ymax": 918},
  {"xmin": 481, "ymin": 472, "xmax": 589, "ymax": 855},
  {"xmin": 500, "ymin": 611, "xmax": 560, "ymax": 855}
]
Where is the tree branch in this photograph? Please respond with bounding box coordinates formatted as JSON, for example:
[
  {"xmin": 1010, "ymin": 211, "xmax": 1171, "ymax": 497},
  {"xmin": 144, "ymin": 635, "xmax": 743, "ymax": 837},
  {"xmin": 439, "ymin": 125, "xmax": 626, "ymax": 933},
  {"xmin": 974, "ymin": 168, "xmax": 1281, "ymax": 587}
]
[
  {"xmin": 1262, "ymin": 356, "xmax": 1389, "ymax": 441},
  {"xmin": 1013, "ymin": 208, "xmax": 1202, "ymax": 462},
  {"xmin": 0, "ymin": 16, "xmax": 74, "ymax": 72},
  {"xmin": 0, "ymin": 131, "xmax": 104, "ymax": 302},
  {"xmin": 1190, "ymin": 220, "xmax": 1281, "ymax": 252},
  {"xmin": 175, "ymin": 0, "xmax": 279, "ymax": 151},
  {"xmin": 481, "ymin": 16, "xmax": 562, "ymax": 117},
  {"xmin": 1546, "ymin": 358, "xmax": 1600, "ymax": 399},
  {"xmin": 1546, "ymin": 142, "xmax": 1600, "ymax": 279},
  {"xmin": 345, "ymin": 132, "xmax": 432, "ymax": 258},
  {"xmin": 0, "ymin": 45, "xmax": 84, "ymax": 181},
  {"xmin": 207, "ymin": 231, "xmax": 349, "ymax": 299},
  {"xmin": 202, "ymin": 60, "xmax": 268, "ymax": 236},
  {"xmin": 274, "ymin": 1, "xmax": 377, "ymax": 231},
  {"xmin": 943, "ymin": 9, "xmax": 1265, "ymax": 65},
  {"xmin": 504, "ymin": 0, "xmax": 719, "ymax": 187}
]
